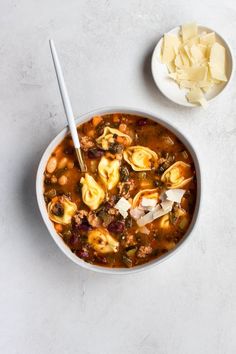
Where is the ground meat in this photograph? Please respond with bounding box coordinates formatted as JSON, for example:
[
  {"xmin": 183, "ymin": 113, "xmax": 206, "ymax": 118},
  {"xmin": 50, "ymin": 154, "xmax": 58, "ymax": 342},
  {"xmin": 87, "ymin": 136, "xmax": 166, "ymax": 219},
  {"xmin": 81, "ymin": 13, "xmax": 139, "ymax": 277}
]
[
  {"xmin": 87, "ymin": 212, "xmax": 102, "ymax": 227},
  {"xmin": 137, "ymin": 245, "xmax": 152, "ymax": 258},
  {"xmin": 102, "ymin": 215, "xmax": 114, "ymax": 227},
  {"xmin": 74, "ymin": 210, "xmax": 88, "ymax": 225},
  {"xmin": 96, "ymin": 204, "xmax": 116, "ymax": 226},
  {"xmin": 107, "ymin": 207, "xmax": 119, "ymax": 216},
  {"xmin": 80, "ymin": 136, "xmax": 95, "ymax": 151},
  {"xmin": 118, "ymin": 179, "xmax": 135, "ymax": 198},
  {"xmin": 107, "ymin": 195, "xmax": 117, "ymax": 206},
  {"xmin": 124, "ymin": 234, "xmax": 137, "ymax": 247}
]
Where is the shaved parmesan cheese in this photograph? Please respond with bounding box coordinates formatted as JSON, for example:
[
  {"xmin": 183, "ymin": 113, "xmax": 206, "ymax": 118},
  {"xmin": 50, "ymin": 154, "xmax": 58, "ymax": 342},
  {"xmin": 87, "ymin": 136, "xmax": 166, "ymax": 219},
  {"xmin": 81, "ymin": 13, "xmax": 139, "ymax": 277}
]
[
  {"xmin": 186, "ymin": 87, "xmax": 207, "ymax": 108},
  {"xmin": 198, "ymin": 80, "xmax": 212, "ymax": 89},
  {"xmin": 161, "ymin": 200, "xmax": 174, "ymax": 211},
  {"xmin": 115, "ymin": 197, "xmax": 131, "ymax": 212},
  {"xmin": 198, "ymin": 44, "xmax": 207, "ymax": 57},
  {"xmin": 179, "ymin": 80, "xmax": 196, "ymax": 89},
  {"xmin": 185, "ymin": 36, "xmax": 200, "ymax": 48},
  {"xmin": 167, "ymin": 61, "xmax": 176, "ymax": 73},
  {"xmin": 179, "ymin": 48, "xmax": 190, "ymax": 66},
  {"xmin": 183, "ymin": 45, "xmax": 192, "ymax": 61},
  {"xmin": 178, "ymin": 66, "xmax": 207, "ymax": 81},
  {"xmin": 182, "ymin": 23, "xmax": 198, "ymax": 42},
  {"xmin": 209, "ymin": 43, "xmax": 227, "ymax": 81},
  {"xmin": 130, "ymin": 207, "xmax": 145, "ymax": 220},
  {"xmin": 115, "ymin": 197, "xmax": 131, "ymax": 219},
  {"xmin": 200, "ymin": 32, "xmax": 216, "ymax": 46},
  {"xmin": 161, "ymin": 34, "xmax": 180, "ymax": 64},
  {"xmin": 190, "ymin": 44, "xmax": 205, "ymax": 63},
  {"xmin": 199, "ymin": 98, "xmax": 208, "ymax": 109},
  {"xmin": 165, "ymin": 189, "xmax": 186, "ymax": 203},
  {"xmin": 169, "ymin": 72, "xmax": 178, "ymax": 81},
  {"xmin": 201, "ymin": 85, "xmax": 211, "ymax": 93},
  {"xmin": 160, "ymin": 23, "xmax": 228, "ymax": 107},
  {"xmin": 175, "ymin": 54, "xmax": 183, "ymax": 68},
  {"xmin": 141, "ymin": 197, "xmax": 157, "ymax": 208},
  {"xmin": 137, "ymin": 203, "xmax": 173, "ymax": 227},
  {"xmin": 119, "ymin": 210, "xmax": 128, "ymax": 219}
]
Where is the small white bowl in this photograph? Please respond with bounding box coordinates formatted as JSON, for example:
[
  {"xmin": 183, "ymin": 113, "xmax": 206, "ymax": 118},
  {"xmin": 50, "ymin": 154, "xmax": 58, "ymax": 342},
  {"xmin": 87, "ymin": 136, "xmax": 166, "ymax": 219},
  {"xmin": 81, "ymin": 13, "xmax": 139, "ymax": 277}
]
[
  {"xmin": 151, "ymin": 25, "xmax": 234, "ymax": 107},
  {"xmin": 36, "ymin": 107, "xmax": 201, "ymax": 274}
]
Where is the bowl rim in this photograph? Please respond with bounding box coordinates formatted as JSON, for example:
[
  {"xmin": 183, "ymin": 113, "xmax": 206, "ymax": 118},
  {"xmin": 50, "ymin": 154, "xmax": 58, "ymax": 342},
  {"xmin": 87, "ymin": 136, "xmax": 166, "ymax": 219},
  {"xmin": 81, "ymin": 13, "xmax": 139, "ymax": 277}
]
[
  {"xmin": 151, "ymin": 24, "xmax": 235, "ymax": 107},
  {"xmin": 36, "ymin": 106, "xmax": 201, "ymax": 274}
]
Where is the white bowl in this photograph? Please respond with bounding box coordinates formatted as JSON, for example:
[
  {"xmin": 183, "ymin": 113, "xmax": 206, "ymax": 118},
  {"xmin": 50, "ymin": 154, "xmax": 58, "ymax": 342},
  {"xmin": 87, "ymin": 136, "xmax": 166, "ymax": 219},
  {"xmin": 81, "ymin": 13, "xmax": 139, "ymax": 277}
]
[
  {"xmin": 36, "ymin": 107, "xmax": 201, "ymax": 274},
  {"xmin": 151, "ymin": 25, "xmax": 234, "ymax": 107}
]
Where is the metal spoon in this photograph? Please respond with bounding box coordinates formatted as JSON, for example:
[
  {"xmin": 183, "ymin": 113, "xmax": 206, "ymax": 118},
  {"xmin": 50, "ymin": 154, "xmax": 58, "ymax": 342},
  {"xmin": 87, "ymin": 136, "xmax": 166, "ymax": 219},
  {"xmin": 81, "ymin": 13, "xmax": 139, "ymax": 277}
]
[{"xmin": 49, "ymin": 39, "xmax": 87, "ymax": 172}]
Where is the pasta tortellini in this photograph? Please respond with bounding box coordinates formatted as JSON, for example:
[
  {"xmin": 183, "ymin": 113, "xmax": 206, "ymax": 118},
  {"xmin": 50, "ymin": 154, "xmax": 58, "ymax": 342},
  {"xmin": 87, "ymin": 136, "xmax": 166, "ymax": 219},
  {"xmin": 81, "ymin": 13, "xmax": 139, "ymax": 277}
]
[
  {"xmin": 96, "ymin": 127, "xmax": 132, "ymax": 150},
  {"xmin": 123, "ymin": 146, "xmax": 158, "ymax": 171},
  {"xmin": 80, "ymin": 173, "xmax": 105, "ymax": 210},
  {"xmin": 98, "ymin": 156, "xmax": 120, "ymax": 190},
  {"xmin": 88, "ymin": 228, "xmax": 119, "ymax": 254},
  {"xmin": 132, "ymin": 188, "xmax": 159, "ymax": 208},
  {"xmin": 159, "ymin": 207, "xmax": 186, "ymax": 230},
  {"xmin": 161, "ymin": 161, "xmax": 193, "ymax": 189},
  {"xmin": 48, "ymin": 196, "xmax": 77, "ymax": 225},
  {"xmin": 159, "ymin": 214, "xmax": 171, "ymax": 229}
]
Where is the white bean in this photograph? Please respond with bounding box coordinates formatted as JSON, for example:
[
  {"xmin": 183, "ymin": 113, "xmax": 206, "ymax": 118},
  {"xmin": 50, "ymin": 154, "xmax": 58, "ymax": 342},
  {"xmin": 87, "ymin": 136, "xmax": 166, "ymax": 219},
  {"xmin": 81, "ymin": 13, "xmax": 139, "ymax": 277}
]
[
  {"xmin": 51, "ymin": 175, "xmax": 57, "ymax": 183},
  {"xmin": 46, "ymin": 157, "xmax": 57, "ymax": 173},
  {"xmin": 90, "ymin": 160, "xmax": 98, "ymax": 173},
  {"xmin": 67, "ymin": 160, "xmax": 74, "ymax": 169},
  {"xmin": 58, "ymin": 175, "xmax": 68, "ymax": 185},
  {"xmin": 58, "ymin": 157, "xmax": 68, "ymax": 169}
]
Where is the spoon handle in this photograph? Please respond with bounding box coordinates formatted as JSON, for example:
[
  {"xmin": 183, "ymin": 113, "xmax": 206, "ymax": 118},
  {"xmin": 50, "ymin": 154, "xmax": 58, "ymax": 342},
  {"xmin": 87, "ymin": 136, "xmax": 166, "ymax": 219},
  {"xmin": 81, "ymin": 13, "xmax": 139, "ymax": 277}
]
[{"xmin": 49, "ymin": 39, "xmax": 86, "ymax": 172}]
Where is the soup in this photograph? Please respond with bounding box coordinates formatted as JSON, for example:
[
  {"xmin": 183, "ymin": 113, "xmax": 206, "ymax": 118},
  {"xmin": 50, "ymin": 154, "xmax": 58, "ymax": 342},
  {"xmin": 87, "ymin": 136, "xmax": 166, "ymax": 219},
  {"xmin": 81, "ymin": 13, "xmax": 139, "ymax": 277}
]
[{"xmin": 43, "ymin": 113, "xmax": 197, "ymax": 268}]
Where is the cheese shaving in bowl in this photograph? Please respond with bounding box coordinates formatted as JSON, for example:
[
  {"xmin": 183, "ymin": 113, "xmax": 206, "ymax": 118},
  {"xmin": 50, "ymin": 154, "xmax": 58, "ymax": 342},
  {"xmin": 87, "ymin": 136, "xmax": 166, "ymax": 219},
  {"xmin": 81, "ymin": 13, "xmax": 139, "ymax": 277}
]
[
  {"xmin": 119, "ymin": 210, "xmax": 128, "ymax": 219},
  {"xmin": 137, "ymin": 203, "xmax": 173, "ymax": 227},
  {"xmin": 131, "ymin": 189, "xmax": 184, "ymax": 226},
  {"xmin": 115, "ymin": 197, "xmax": 131, "ymax": 219},
  {"xmin": 165, "ymin": 189, "xmax": 186, "ymax": 203},
  {"xmin": 161, "ymin": 200, "xmax": 174, "ymax": 211},
  {"xmin": 159, "ymin": 23, "xmax": 228, "ymax": 107},
  {"xmin": 134, "ymin": 189, "xmax": 186, "ymax": 227},
  {"xmin": 130, "ymin": 207, "xmax": 145, "ymax": 220},
  {"xmin": 115, "ymin": 197, "xmax": 131, "ymax": 211},
  {"xmin": 140, "ymin": 197, "xmax": 157, "ymax": 208}
]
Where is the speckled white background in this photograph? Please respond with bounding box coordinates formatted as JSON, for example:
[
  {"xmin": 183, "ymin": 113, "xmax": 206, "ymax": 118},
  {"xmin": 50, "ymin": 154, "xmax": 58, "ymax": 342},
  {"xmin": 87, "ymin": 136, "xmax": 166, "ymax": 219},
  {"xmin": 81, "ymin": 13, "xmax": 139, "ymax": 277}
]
[{"xmin": 1, "ymin": 0, "xmax": 236, "ymax": 353}]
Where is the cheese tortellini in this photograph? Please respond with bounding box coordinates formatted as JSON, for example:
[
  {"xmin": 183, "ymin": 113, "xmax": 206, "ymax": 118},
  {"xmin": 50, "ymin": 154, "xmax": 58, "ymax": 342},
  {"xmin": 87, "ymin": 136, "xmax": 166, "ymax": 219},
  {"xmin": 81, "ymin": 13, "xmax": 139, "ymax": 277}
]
[
  {"xmin": 96, "ymin": 127, "xmax": 132, "ymax": 150},
  {"xmin": 48, "ymin": 196, "xmax": 77, "ymax": 225},
  {"xmin": 132, "ymin": 188, "xmax": 159, "ymax": 208},
  {"xmin": 159, "ymin": 206, "xmax": 187, "ymax": 230},
  {"xmin": 80, "ymin": 173, "xmax": 105, "ymax": 210},
  {"xmin": 161, "ymin": 161, "xmax": 193, "ymax": 189},
  {"xmin": 98, "ymin": 156, "xmax": 120, "ymax": 190},
  {"xmin": 123, "ymin": 146, "xmax": 158, "ymax": 171},
  {"xmin": 159, "ymin": 214, "xmax": 171, "ymax": 229},
  {"xmin": 88, "ymin": 228, "xmax": 119, "ymax": 254}
]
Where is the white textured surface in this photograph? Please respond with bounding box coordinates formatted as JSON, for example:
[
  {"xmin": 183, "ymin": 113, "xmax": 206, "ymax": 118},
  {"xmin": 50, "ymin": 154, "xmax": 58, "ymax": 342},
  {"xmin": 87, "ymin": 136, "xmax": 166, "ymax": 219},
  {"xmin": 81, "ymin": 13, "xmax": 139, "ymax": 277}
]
[{"xmin": 1, "ymin": 1, "xmax": 236, "ymax": 353}]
